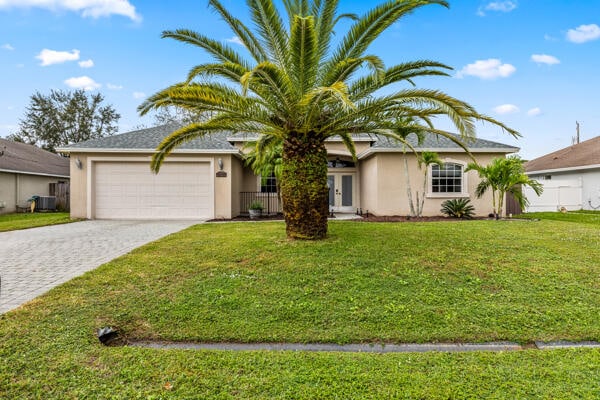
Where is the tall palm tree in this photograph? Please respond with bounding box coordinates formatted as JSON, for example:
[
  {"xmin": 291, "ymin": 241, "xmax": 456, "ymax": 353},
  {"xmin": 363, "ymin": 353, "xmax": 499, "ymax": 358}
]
[
  {"xmin": 139, "ymin": 0, "xmax": 518, "ymax": 239},
  {"xmin": 467, "ymin": 156, "xmax": 543, "ymax": 218}
]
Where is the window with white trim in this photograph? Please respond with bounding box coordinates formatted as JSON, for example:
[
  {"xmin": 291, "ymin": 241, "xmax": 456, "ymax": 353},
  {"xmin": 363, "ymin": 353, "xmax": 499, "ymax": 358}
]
[
  {"xmin": 260, "ymin": 173, "xmax": 277, "ymax": 193},
  {"xmin": 431, "ymin": 163, "xmax": 463, "ymax": 193}
]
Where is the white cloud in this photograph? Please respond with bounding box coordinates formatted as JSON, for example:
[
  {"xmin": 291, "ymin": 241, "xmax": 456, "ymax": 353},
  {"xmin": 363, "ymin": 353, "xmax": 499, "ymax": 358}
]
[
  {"xmin": 1, "ymin": 43, "xmax": 14, "ymax": 50},
  {"xmin": 566, "ymin": 24, "xmax": 600, "ymax": 44},
  {"xmin": 36, "ymin": 48, "xmax": 80, "ymax": 66},
  {"xmin": 226, "ymin": 36, "xmax": 244, "ymax": 46},
  {"xmin": 456, "ymin": 59, "xmax": 516, "ymax": 80},
  {"xmin": 64, "ymin": 76, "xmax": 101, "ymax": 90},
  {"xmin": 493, "ymin": 104, "xmax": 519, "ymax": 115},
  {"xmin": 132, "ymin": 91, "xmax": 146, "ymax": 99},
  {"xmin": 78, "ymin": 59, "xmax": 94, "ymax": 68},
  {"xmin": 531, "ymin": 54, "xmax": 560, "ymax": 65},
  {"xmin": 544, "ymin": 34, "xmax": 557, "ymax": 41},
  {"xmin": 477, "ymin": 1, "xmax": 517, "ymax": 16},
  {"xmin": 0, "ymin": 0, "xmax": 141, "ymax": 22},
  {"xmin": 527, "ymin": 107, "xmax": 542, "ymax": 116},
  {"xmin": 107, "ymin": 83, "xmax": 123, "ymax": 90}
]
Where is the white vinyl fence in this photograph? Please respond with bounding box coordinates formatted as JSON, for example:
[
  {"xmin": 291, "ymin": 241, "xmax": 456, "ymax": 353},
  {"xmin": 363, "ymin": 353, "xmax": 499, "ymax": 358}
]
[{"xmin": 524, "ymin": 178, "xmax": 582, "ymax": 212}]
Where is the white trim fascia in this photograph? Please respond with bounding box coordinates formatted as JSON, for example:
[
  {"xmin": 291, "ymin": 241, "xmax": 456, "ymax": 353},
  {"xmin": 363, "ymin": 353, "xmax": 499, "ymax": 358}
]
[
  {"xmin": 357, "ymin": 147, "xmax": 519, "ymax": 159},
  {"xmin": 226, "ymin": 136, "xmax": 376, "ymax": 143},
  {"xmin": 526, "ymin": 163, "xmax": 600, "ymax": 175},
  {"xmin": 86, "ymin": 155, "xmax": 216, "ymax": 220},
  {"xmin": 325, "ymin": 137, "xmax": 375, "ymax": 143},
  {"xmin": 0, "ymin": 168, "xmax": 69, "ymax": 179},
  {"xmin": 58, "ymin": 147, "xmax": 241, "ymax": 155}
]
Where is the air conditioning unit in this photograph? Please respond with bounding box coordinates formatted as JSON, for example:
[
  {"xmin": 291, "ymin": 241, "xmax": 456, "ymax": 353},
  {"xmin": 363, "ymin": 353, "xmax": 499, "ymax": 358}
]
[{"xmin": 35, "ymin": 196, "xmax": 56, "ymax": 211}]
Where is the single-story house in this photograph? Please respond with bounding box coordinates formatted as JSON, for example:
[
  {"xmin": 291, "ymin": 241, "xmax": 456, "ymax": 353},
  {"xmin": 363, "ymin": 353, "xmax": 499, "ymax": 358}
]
[
  {"xmin": 58, "ymin": 124, "xmax": 519, "ymax": 220},
  {"xmin": 0, "ymin": 138, "xmax": 70, "ymax": 214},
  {"xmin": 524, "ymin": 136, "xmax": 600, "ymax": 212}
]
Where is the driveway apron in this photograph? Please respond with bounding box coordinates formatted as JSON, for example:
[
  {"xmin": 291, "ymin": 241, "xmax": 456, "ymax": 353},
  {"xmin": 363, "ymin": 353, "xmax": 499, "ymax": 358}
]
[{"xmin": 0, "ymin": 220, "xmax": 200, "ymax": 313}]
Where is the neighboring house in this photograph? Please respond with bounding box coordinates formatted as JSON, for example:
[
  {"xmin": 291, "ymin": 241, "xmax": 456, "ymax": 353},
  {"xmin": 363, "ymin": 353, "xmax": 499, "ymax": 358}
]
[
  {"xmin": 524, "ymin": 136, "xmax": 600, "ymax": 212},
  {"xmin": 58, "ymin": 124, "xmax": 518, "ymax": 220},
  {"xmin": 0, "ymin": 138, "xmax": 70, "ymax": 214}
]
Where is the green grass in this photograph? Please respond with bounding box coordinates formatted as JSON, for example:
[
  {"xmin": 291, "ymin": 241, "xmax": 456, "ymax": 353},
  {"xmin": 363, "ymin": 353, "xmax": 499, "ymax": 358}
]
[
  {"xmin": 1, "ymin": 219, "xmax": 600, "ymax": 398},
  {"xmin": 519, "ymin": 210, "xmax": 600, "ymax": 225},
  {"xmin": 0, "ymin": 212, "xmax": 74, "ymax": 232}
]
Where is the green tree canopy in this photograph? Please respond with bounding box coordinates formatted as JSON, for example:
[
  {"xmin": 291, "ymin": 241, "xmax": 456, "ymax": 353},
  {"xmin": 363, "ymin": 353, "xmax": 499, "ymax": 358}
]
[
  {"xmin": 10, "ymin": 89, "xmax": 120, "ymax": 153},
  {"xmin": 139, "ymin": 0, "xmax": 518, "ymax": 239},
  {"xmin": 467, "ymin": 156, "xmax": 543, "ymax": 218}
]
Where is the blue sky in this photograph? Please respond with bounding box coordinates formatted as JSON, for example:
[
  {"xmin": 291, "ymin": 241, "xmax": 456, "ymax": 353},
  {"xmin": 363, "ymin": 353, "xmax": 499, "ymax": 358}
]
[{"xmin": 0, "ymin": 0, "xmax": 599, "ymax": 160}]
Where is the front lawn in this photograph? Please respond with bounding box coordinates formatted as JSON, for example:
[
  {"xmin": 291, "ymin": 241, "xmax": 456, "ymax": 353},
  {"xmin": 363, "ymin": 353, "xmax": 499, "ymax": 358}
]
[
  {"xmin": 519, "ymin": 210, "xmax": 600, "ymax": 225},
  {"xmin": 1, "ymin": 220, "xmax": 599, "ymax": 398},
  {"xmin": 0, "ymin": 212, "xmax": 74, "ymax": 232}
]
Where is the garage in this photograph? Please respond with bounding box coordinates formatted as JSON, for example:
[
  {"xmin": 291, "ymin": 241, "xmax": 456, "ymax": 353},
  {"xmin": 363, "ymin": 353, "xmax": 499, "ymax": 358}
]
[{"xmin": 94, "ymin": 161, "xmax": 212, "ymax": 219}]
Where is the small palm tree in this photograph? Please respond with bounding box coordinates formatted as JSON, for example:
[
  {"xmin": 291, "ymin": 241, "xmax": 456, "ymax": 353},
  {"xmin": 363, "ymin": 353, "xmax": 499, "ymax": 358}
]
[
  {"xmin": 467, "ymin": 156, "xmax": 542, "ymax": 218},
  {"xmin": 416, "ymin": 151, "xmax": 443, "ymax": 217},
  {"xmin": 139, "ymin": 0, "xmax": 519, "ymax": 239}
]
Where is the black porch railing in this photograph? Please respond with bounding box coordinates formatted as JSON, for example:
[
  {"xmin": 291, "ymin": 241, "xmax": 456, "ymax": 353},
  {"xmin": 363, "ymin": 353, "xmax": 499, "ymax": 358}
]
[{"xmin": 240, "ymin": 192, "xmax": 281, "ymax": 215}]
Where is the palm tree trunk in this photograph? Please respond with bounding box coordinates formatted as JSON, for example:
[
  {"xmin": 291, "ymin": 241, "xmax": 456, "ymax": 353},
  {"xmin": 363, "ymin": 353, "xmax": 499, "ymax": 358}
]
[
  {"xmin": 280, "ymin": 132, "xmax": 329, "ymax": 239},
  {"xmin": 403, "ymin": 153, "xmax": 416, "ymax": 217},
  {"xmin": 417, "ymin": 169, "xmax": 428, "ymax": 217},
  {"xmin": 498, "ymin": 191, "xmax": 505, "ymax": 219}
]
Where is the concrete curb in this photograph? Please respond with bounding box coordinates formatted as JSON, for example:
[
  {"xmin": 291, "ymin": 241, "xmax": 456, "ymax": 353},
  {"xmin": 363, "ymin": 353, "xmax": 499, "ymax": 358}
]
[{"xmin": 125, "ymin": 340, "xmax": 600, "ymax": 353}]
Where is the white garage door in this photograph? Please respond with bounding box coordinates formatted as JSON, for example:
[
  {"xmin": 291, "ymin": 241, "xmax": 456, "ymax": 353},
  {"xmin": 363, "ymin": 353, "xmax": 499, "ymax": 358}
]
[{"xmin": 94, "ymin": 161, "xmax": 212, "ymax": 219}]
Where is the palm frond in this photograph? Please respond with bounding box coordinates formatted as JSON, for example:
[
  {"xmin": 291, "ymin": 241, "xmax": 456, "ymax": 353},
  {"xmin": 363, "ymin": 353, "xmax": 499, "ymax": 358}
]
[
  {"xmin": 151, "ymin": 122, "xmax": 223, "ymax": 172},
  {"xmin": 326, "ymin": 1, "xmax": 448, "ymax": 74},
  {"xmin": 323, "ymin": 55, "xmax": 385, "ymax": 87},
  {"xmin": 349, "ymin": 60, "xmax": 453, "ymax": 100},
  {"xmin": 247, "ymin": 0, "xmax": 289, "ymax": 67},
  {"xmin": 208, "ymin": 0, "xmax": 268, "ymax": 62},
  {"xmin": 289, "ymin": 15, "xmax": 319, "ymax": 96},
  {"xmin": 186, "ymin": 62, "xmax": 249, "ymax": 84},
  {"xmin": 162, "ymin": 29, "xmax": 249, "ymax": 68},
  {"xmin": 240, "ymin": 61, "xmax": 294, "ymax": 113}
]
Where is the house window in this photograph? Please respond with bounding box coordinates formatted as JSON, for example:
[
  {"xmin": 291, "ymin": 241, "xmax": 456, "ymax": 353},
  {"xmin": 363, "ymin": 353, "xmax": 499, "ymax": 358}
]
[
  {"xmin": 431, "ymin": 163, "xmax": 463, "ymax": 193},
  {"xmin": 260, "ymin": 173, "xmax": 277, "ymax": 193}
]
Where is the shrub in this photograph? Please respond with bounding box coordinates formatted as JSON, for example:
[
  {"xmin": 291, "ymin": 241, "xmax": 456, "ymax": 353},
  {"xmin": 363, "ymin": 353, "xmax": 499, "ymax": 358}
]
[
  {"xmin": 249, "ymin": 200, "xmax": 264, "ymax": 211},
  {"xmin": 441, "ymin": 198, "xmax": 475, "ymax": 219}
]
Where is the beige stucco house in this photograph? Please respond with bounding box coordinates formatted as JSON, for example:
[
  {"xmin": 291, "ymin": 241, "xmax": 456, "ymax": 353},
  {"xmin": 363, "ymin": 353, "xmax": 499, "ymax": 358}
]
[
  {"xmin": 0, "ymin": 138, "xmax": 70, "ymax": 214},
  {"xmin": 58, "ymin": 124, "xmax": 518, "ymax": 220}
]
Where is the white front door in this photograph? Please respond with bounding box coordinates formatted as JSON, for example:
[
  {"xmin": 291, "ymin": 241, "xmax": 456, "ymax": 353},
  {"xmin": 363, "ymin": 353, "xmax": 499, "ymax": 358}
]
[{"xmin": 328, "ymin": 173, "xmax": 355, "ymax": 212}]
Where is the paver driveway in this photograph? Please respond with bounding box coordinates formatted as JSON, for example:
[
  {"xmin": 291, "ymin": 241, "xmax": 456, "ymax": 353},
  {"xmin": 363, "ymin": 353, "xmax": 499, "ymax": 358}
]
[{"xmin": 0, "ymin": 220, "xmax": 200, "ymax": 313}]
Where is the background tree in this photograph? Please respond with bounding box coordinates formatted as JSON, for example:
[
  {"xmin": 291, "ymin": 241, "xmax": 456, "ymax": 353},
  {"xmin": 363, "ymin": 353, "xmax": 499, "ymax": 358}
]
[
  {"xmin": 139, "ymin": 0, "xmax": 519, "ymax": 239},
  {"xmin": 9, "ymin": 89, "xmax": 120, "ymax": 153},
  {"xmin": 467, "ymin": 156, "xmax": 543, "ymax": 219}
]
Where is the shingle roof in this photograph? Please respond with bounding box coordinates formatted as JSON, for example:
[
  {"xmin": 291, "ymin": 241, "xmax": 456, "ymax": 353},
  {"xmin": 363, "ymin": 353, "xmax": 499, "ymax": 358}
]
[
  {"xmin": 60, "ymin": 124, "xmax": 517, "ymax": 154},
  {"xmin": 0, "ymin": 138, "xmax": 70, "ymax": 177},
  {"xmin": 525, "ymin": 136, "xmax": 600, "ymax": 173},
  {"xmin": 230, "ymin": 131, "xmax": 517, "ymax": 151},
  {"xmin": 370, "ymin": 132, "xmax": 517, "ymax": 151},
  {"xmin": 62, "ymin": 123, "xmax": 238, "ymax": 151}
]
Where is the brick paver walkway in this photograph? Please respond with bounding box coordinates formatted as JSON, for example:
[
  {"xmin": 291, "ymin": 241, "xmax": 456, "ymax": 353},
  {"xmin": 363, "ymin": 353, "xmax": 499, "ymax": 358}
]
[{"xmin": 0, "ymin": 220, "xmax": 200, "ymax": 313}]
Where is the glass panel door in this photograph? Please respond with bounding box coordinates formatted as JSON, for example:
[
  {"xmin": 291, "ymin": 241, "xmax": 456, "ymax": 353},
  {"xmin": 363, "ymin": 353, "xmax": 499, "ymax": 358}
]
[
  {"xmin": 328, "ymin": 173, "xmax": 355, "ymax": 212},
  {"xmin": 341, "ymin": 175, "xmax": 353, "ymax": 207},
  {"xmin": 327, "ymin": 175, "xmax": 335, "ymax": 208}
]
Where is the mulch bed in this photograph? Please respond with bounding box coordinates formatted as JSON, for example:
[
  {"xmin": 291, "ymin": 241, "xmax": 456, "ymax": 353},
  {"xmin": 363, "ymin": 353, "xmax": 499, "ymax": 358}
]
[{"xmin": 208, "ymin": 214, "xmax": 492, "ymax": 223}]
